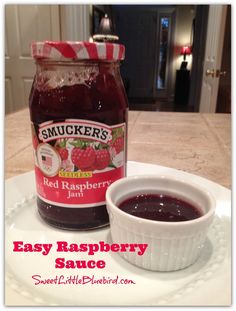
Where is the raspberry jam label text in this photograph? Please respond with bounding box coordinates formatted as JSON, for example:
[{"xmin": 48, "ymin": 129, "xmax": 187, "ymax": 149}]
[
  {"xmin": 39, "ymin": 120, "xmax": 112, "ymax": 144},
  {"xmin": 32, "ymin": 120, "xmax": 126, "ymax": 207}
]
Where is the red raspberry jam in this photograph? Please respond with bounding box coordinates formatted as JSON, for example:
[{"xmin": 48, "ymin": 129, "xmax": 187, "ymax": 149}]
[{"xmin": 29, "ymin": 41, "xmax": 128, "ymax": 230}]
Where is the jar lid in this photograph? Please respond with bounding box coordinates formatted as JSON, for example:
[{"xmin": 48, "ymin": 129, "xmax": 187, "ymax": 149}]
[{"xmin": 31, "ymin": 41, "xmax": 125, "ymax": 61}]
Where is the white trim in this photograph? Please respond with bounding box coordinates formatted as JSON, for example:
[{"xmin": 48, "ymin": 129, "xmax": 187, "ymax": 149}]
[
  {"xmin": 199, "ymin": 5, "xmax": 227, "ymax": 113},
  {"xmin": 60, "ymin": 5, "xmax": 91, "ymax": 41},
  {"xmin": 50, "ymin": 5, "xmax": 60, "ymax": 40}
]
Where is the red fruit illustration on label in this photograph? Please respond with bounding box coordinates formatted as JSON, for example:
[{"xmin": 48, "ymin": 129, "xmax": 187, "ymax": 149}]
[
  {"xmin": 57, "ymin": 148, "xmax": 69, "ymax": 161},
  {"xmin": 71, "ymin": 146, "xmax": 96, "ymax": 170},
  {"xmin": 55, "ymin": 139, "xmax": 69, "ymax": 161},
  {"xmin": 94, "ymin": 149, "xmax": 110, "ymax": 170},
  {"xmin": 112, "ymin": 136, "xmax": 124, "ymax": 154}
]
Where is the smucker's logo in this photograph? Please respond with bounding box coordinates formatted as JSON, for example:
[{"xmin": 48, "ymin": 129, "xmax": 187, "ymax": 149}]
[{"xmin": 39, "ymin": 121, "xmax": 112, "ymax": 144}]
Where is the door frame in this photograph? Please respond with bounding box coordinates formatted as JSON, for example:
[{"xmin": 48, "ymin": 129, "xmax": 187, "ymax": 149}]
[
  {"xmin": 188, "ymin": 5, "xmax": 209, "ymax": 112},
  {"xmin": 154, "ymin": 7, "xmax": 176, "ymax": 100},
  {"xmin": 199, "ymin": 5, "xmax": 227, "ymax": 113}
]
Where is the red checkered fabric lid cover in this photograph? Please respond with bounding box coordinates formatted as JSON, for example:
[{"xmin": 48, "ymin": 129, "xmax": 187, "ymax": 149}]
[{"xmin": 31, "ymin": 41, "xmax": 125, "ymax": 61}]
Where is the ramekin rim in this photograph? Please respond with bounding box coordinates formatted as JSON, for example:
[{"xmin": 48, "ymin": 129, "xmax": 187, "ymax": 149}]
[{"xmin": 106, "ymin": 174, "xmax": 216, "ymax": 227}]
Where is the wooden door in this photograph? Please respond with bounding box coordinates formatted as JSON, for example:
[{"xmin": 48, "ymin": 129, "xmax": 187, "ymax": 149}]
[
  {"xmin": 5, "ymin": 5, "xmax": 60, "ymax": 114},
  {"xmin": 199, "ymin": 5, "xmax": 227, "ymax": 112}
]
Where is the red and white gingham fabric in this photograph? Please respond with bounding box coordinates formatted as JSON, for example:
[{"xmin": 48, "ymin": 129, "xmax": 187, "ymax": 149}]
[{"xmin": 31, "ymin": 41, "xmax": 125, "ymax": 61}]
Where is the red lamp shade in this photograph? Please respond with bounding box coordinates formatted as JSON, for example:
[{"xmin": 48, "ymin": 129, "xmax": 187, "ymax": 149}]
[
  {"xmin": 180, "ymin": 46, "xmax": 191, "ymax": 61},
  {"xmin": 180, "ymin": 46, "xmax": 191, "ymax": 55}
]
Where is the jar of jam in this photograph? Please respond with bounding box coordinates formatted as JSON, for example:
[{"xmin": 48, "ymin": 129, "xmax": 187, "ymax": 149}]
[{"xmin": 29, "ymin": 41, "xmax": 128, "ymax": 230}]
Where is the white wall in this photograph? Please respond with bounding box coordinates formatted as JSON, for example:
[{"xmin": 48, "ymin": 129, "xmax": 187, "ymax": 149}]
[
  {"xmin": 174, "ymin": 5, "xmax": 195, "ymax": 72},
  {"xmin": 60, "ymin": 5, "xmax": 91, "ymax": 41}
]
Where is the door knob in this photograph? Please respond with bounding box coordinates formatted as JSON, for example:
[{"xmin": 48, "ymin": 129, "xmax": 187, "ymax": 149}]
[
  {"xmin": 206, "ymin": 69, "xmax": 215, "ymax": 77},
  {"xmin": 216, "ymin": 70, "xmax": 227, "ymax": 78}
]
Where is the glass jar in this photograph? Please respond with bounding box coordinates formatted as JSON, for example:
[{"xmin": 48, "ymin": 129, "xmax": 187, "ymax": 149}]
[{"xmin": 29, "ymin": 41, "xmax": 128, "ymax": 230}]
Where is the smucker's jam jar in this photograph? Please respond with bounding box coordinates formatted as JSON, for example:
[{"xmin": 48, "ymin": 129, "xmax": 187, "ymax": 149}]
[{"xmin": 29, "ymin": 41, "xmax": 128, "ymax": 230}]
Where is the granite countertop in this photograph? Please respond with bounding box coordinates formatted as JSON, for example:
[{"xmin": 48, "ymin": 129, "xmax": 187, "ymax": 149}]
[{"xmin": 5, "ymin": 108, "xmax": 231, "ymax": 189}]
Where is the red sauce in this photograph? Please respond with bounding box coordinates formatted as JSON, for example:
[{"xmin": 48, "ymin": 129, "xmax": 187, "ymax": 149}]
[{"xmin": 118, "ymin": 194, "xmax": 203, "ymax": 222}]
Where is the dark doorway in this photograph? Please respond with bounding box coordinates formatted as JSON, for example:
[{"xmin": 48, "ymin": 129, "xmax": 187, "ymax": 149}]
[
  {"xmin": 112, "ymin": 5, "xmax": 176, "ymax": 110},
  {"xmin": 92, "ymin": 5, "xmax": 229, "ymax": 112}
]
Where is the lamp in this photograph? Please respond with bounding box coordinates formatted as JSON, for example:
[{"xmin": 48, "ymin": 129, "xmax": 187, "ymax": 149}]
[
  {"xmin": 93, "ymin": 14, "xmax": 119, "ymax": 43},
  {"xmin": 180, "ymin": 46, "xmax": 191, "ymax": 70}
]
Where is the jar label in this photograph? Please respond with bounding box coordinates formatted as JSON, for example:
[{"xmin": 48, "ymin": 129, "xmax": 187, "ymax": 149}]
[{"xmin": 32, "ymin": 120, "xmax": 126, "ymax": 207}]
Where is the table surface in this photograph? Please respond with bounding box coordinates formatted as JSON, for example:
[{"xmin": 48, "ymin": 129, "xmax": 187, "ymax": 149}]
[
  {"xmin": 5, "ymin": 108, "xmax": 231, "ymax": 306},
  {"xmin": 5, "ymin": 108, "xmax": 231, "ymax": 189}
]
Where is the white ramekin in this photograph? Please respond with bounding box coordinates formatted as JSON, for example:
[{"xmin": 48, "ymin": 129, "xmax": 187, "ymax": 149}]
[{"xmin": 106, "ymin": 175, "xmax": 216, "ymax": 272}]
